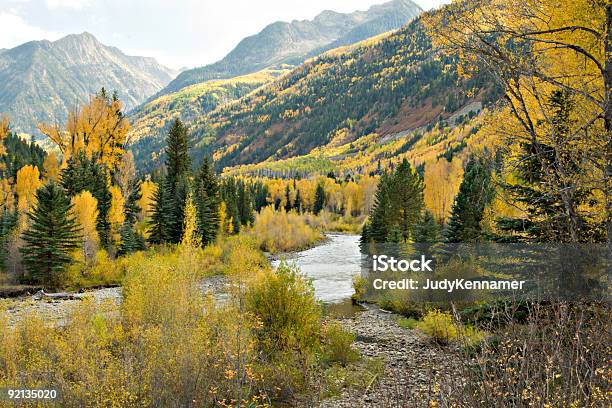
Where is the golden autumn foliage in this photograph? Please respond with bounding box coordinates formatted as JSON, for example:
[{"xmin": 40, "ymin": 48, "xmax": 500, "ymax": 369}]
[
  {"xmin": 0, "ymin": 115, "xmax": 9, "ymax": 159},
  {"xmin": 0, "ymin": 238, "xmax": 367, "ymax": 406},
  {"xmin": 108, "ymin": 185, "xmax": 125, "ymax": 231},
  {"xmin": 42, "ymin": 152, "xmax": 61, "ymax": 182},
  {"xmin": 137, "ymin": 180, "xmax": 157, "ymax": 222},
  {"xmin": 38, "ymin": 94, "xmax": 130, "ymax": 171},
  {"xmin": 15, "ymin": 165, "xmax": 41, "ymax": 214},
  {"xmin": 251, "ymin": 206, "xmax": 323, "ymax": 253},
  {"xmin": 70, "ymin": 191, "xmax": 99, "ymax": 261},
  {"xmin": 424, "ymin": 157, "xmax": 463, "ymax": 224}
]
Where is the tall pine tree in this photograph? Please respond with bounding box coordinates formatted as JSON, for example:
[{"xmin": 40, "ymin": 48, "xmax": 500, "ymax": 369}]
[
  {"xmin": 20, "ymin": 183, "xmax": 80, "ymax": 288},
  {"xmin": 159, "ymin": 119, "xmax": 192, "ymax": 244},
  {"xmin": 444, "ymin": 155, "xmax": 494, "ymax": 243},
  {"xmin": 194, "ymin": 158, "xmax": 220, "ymax": 246},
  {"xmin": 314, "ymin": 184, "xmax": 325, "ymax": 215},
  {"xmin": 148, "ymin": 177, "xmax": 173, "ymax": 245}
]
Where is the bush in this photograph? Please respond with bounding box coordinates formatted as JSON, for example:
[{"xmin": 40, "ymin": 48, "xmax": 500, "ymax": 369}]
[
  {"xmin": 251, "ymin": 206, "xmax": 323, "ymax": 253},
  {"xmin": 246, "ymin": 262, "xmax": 322, "ymax": 354},
  {"xmin": 321, "ymin": 322, "xmax": 359, "ymax": 366},
  {"xmin": 416, "ymin": 309, "xmax": 458, "ymax": 344}
]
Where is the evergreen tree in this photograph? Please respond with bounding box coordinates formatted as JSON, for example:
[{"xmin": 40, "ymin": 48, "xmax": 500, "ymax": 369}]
[
  {"xmin": 237, "ymin": 180, "xmax": 254, "ymax": 225},
  {"xmin": 0, "ymin": 210, "xmax": 17, "ymax": 270},
  {"xmin": 314, "ymin": 184, "xmax": 325, "ymax": 215},
  {"xmin": 251, "ymin": 181, "xmax": 269, "ymax": 212},
  {"xmin": 367, "ymin": 175, "xmax": 393, "ymax": 243},
  {"xmin": 170, "ymin": 176, "xmax": 191, "ymax": 243},
  {"xmin": 123, "ymin": 179, "xmax": 142, "ymax": 226},
  {"xmin": 165, "ymin": 119, "xmax": 191, "ymax": 190},
  {"xmin": 413, "ymin": 210, "xmax": 440, "ymax": 243},
  {"xmin": 20, "ymin": 183, "xmax": 80, "ymax": 288},
  {"xmin": 444, "ymin": 155, "xmax": 494, "ymax": 243},
  {"xmin": 61, "ymin": 152, "xmax": 112, "ymax": 249},
  {"xmin": 496, "ymin": 91, "xmax": 600, "ymax": 242},
  {"xmin": 194, "ymin": 158, "xmax": 220, "ymax": 245},
  {"xmin": 294, "ymin": 189, "xmax": 303, "ymax": 214},
  {"xmin": 284, "ymin": 185, "xmax": 292, "ymax": 212},
  {"xmin": 148, "ymin": 178, "xmax": 173, "ymax": 245},
  {"xmin": 164, "ymin": 119, "xmax": 192, "ymax": 243},
  {"xmin": 391, "ymin": 159, "xmax": 424, "ymax": 242},
  {"xmin": 362, "ymin": 159, "xmax": 424, "ymax": 245},
  {"xmin": 118, "ymin": 179, "xmax": 146, "ymax": 255}
]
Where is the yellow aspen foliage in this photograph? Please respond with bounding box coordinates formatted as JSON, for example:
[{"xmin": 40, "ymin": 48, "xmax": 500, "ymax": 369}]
[
  {"xmin": 181, "ymin": 193, "xmax": 201, "ymax": 249},
  {"xmin": 0, "ymin": 115, "xmax": 9, "ymax": 157},
  {"xmin": 42, "ymin": 152, "xmax": 61, "ymax": 182},
  {"xmin": 109, "ymin": 185, "xmax": 125, "ymax": 230},
  {"xmin": 38, "ymin": 93, "xmax": 130, "ymax": 171},
  {"xmin": 424, "ymin": 157, "xmax": 464, "ymax": 224},
  {"xmin": 15, "ymin": 165, "xmax": 42, "ymax": 214},
  {"xmin": 70, "ymin": 191, "xmax": 99, "ymax": 260},
  {"xmin": 137, "ymin": 180, "xmax": 157, "ymax": 221},
  {"xmin": 219, "ymin": 201, "xmax": 228, "ymax": 234}
]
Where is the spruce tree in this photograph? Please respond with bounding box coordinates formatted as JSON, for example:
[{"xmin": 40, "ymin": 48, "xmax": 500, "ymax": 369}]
[
  {"xmin": 367, "ymin": 175, "xmax": 393, "ymax": 243},
  {"xmin": 194, "ymin": 158, "xmax": 220, "ymax": 245},
  {"xmin": 284, "ymin": 185, "xmax": 292, "ymax": 212},
  {"xmin": 391, "ymin": 159, "xmax": 424, "ymax": 242},
  {"xmin": 314, "ymin": 184, "xmax": 325, "ymax": 215},
  {"xmin": 496, "ymin": 91, "xmax": 600, "ymax": 242},
  {"xmin": 0, "ymin": 210, "xmax": 17, "ymax": 270},
  {"xmin": 413, "ymin": 210, "xmax": 440, "ymax": 243},
  {"xmin": 164, "ymin": 119, "xmax": 192, "ymax": 244},
  {"xmin": 148, "ymin": 178, "xmax": 173, "ymax": 245},
  {"xmin": 294, "ymin": 189, "xmax": 303, "ymax": 214},
  {"xmin": 20, "ymin": 183, "xmax": 80, "ymax": 288},
  {"xmin": 165, "ymin": 119, "xmax": 191, "ymax": 190},
  {"xmin": 362, "ymin": 159, "xmax": 424, "ymax": 245},
  {"xmin": 444, "ymin": 155, "xmax": 494, "ymax": 243}
]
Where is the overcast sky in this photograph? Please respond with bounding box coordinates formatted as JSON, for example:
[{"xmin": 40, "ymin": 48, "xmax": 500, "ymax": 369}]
[{"xmin": 0, "ymin": 0, "xmax": 449, "ymax": 69}]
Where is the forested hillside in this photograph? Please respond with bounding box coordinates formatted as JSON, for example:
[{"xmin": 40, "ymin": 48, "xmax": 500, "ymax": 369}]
[
  {"xmin": 128, "ymin": 68, "xmax": 289, "ymax": 172},
  {"xmin": 178, "ymin": 16, "xmax": 499, "ymax": 170},
  {"xmin": 132, "ymin": 16, "xmax": 498, "ymax": 172}
]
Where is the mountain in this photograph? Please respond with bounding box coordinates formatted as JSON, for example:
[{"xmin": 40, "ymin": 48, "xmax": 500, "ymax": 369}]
[
  {"xmin": 131, "ymin": 15, "xmax": 500, "ymax": 173},
  {"xmin": 157, "ymin": 0, "xmax": 422, "ymax": 96},
  {"xmin": 128, "ymin": 67, "xmax": 289, "ymax": 145},
  {"xmin": 0, "ymin": 32, "xmax": 177, "ymax": 135}
]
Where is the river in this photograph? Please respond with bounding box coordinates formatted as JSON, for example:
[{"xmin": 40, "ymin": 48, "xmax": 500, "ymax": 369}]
[
  {"xmin": 3, "ymin": 234, "xmax": 364, "ymax": 325},
  {"xmin": 272, "ymin": 234, "xmax": 363, "ymax": 304}
]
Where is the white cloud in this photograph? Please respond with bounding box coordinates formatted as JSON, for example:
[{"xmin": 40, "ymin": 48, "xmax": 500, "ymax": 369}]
[
  {"xmin": 45, "ymin": 0, "xmax": 92, "ymax": 10},
  {"xmin": 0, "ymin": 12, "xmax": 60, "ymax": 48}
]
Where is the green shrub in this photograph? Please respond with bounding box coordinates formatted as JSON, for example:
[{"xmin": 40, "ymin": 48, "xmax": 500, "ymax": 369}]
[
  {"xmin": 321, "ymin": 322, "xmax": 359, "ymax": 366},
  {"xmin": 246, "ymin": 262, "xmax": 322, "ymax": 355}
]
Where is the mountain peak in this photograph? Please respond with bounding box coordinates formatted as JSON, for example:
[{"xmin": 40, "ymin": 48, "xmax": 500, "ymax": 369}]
[
  {"xmin": 0, "ymin": 32, "xmax": 177, "ymax": 135},
  {"xmin": 157, "ymin": 0, "xmax": 423, "ymax": 96}
]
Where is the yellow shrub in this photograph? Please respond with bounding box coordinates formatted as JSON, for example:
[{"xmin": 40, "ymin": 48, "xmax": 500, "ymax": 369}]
[
  {"xmin": 417, "ymin": 309, "xmax": 458, "ymax": 344},
  {"xmin": 251, "ymin": 206, "xmax": 323, "ymax": 253}
]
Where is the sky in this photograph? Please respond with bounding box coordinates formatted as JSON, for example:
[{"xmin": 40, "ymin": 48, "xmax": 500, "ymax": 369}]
[{"xmin": 0, "ymin": 0, "xmax": 450, "ymax": 70}]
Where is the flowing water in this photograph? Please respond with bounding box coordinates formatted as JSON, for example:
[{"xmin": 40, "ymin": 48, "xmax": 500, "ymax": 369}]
[
  {"xmin": 272, "ymin": 234, "xmax": 364, "ymax": 315},
  {"xmin": 4, "ymin": 234, "xmax": 365, "ymax": 325}
]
